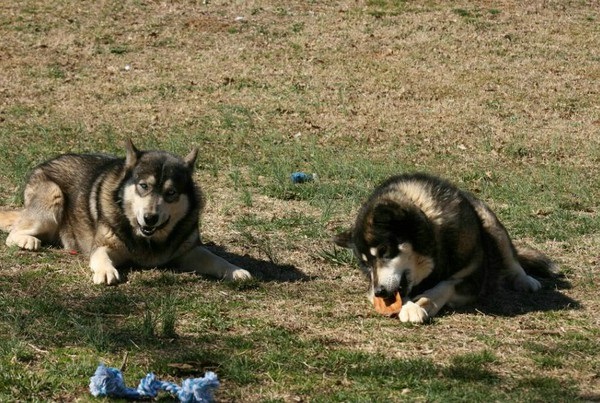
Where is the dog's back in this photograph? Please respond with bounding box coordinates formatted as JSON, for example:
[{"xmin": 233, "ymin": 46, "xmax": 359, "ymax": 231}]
[{"xmin": 31, "ymin": 153, "xmax": 121, "ymax": 198}]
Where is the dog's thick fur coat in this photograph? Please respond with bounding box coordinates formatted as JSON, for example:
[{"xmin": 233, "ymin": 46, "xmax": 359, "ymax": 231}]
[
  {"xmin": 0, "ymin": 140, "xmax": 251, "ymax": 285},
  {"xmin": 334, "ymin": 173, "xmax": 556, "ymax": 323}
]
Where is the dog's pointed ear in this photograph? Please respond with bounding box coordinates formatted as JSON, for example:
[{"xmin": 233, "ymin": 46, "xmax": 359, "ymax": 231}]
[
  {"xmin": 125, "ymin": 139, "xmax": 140, "ymax": 170},
  {"xmin": 373, "ymin": 201, "xmax": 432, "ymax": 247},
  {"xmin": 333, "ymin": 229, "xmax": 354, "ymax": 249},
  {"xmin": 372, "ymin": 202, "xmax": 399, "ymax": 228},
  {"xmin": 184, "ymin": 148, "xmax": 198, "ymax": 171}
]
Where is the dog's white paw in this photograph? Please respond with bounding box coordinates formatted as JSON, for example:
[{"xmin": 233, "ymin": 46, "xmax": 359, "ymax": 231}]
[
  {"xmin": 513, "ymin": 274, "xmax": 541, "ymax": 292},
  {"xmin": 399, "ymin": 301, "xmax": 429, "ymax": 323},
  {"xmin": 92, "ymin": 267, "xmax": 120, "ymax": 285},
  {"xmin": 227, "ymin": 267, "xmax": 252, "ymax": 281},
  {"xmin": 6, "ymin": 233, "xmax": 42, "ymax": 251}
]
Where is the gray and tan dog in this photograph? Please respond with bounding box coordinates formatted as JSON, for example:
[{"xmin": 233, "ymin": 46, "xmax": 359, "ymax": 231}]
[
  {"xmin": 335, "ymin": 173, "xmax": 556, "ymax": 323},
  {"xmin": 0, "ymin": 140, "xmax": 251, "ymax": 285}
]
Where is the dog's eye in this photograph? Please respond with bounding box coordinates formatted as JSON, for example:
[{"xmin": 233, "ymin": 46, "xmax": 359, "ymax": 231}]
[
  {"xmin": 138, "ymin": 183, "xmax": 148, "ymax": 190},
  {"xmin": 165, "ymin": 189, "xmax": 177, "ymax": 198}
]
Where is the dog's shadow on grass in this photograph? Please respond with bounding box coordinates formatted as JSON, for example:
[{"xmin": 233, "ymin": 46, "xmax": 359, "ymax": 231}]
[
  {"xmin": 203, "ymin": 242, "xmax": 313, "ymax": 283},
  {"xmin": 453, "ymin": 275, "xmax": 580, "ymax": 317}
]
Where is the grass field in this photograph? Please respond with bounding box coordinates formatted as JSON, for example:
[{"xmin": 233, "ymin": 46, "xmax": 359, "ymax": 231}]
[{"xmin": 1, "ymin": 0, "xmax": 599, "ymax": 401}]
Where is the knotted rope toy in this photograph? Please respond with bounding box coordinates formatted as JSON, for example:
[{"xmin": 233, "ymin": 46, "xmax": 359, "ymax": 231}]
[{"xmin": 89, "ymin": 363, "xmax": 219, "ymax": 402}]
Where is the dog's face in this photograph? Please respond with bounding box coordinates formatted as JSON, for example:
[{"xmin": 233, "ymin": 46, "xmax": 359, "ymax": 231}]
[
  {"xmin": 334, "ymin": 201, "xmax": 435, "ymax": 301},
  {"xmin": 122, "ymin": 140, "xmax": 198, "ymax": 240}
]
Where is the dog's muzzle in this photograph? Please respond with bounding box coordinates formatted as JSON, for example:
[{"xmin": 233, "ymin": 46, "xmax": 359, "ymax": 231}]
[
  {"xmin": 374, "ymin": 271, "xmax": 411, "ymax": 299},
  {"xmin": 139, "ymin": 216, "xmax": 170, "ymax": 237}
]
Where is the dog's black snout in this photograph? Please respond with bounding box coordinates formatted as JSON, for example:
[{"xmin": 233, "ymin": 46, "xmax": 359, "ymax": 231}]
[
  {"xmin": 143, "ymin": 213, "xmax": 159, "ymax": 226},
  {"xmin": 374, "ymin": 285, "xmax": 391, "ymax": 298}
]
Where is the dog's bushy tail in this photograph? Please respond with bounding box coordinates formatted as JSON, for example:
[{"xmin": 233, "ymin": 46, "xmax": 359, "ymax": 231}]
[
  {"xmin": 0, "ymin": 209, "xmax": 21, "ymax": 232},
  {"xmin": 516, "ymin": 246, "xmax": 559, "ymax": 278}
]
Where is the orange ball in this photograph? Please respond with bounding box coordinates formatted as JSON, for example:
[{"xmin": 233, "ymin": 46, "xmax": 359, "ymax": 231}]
[{"xmin": 372, "ymin": 292, "xmax": 402, "ymax": 315}]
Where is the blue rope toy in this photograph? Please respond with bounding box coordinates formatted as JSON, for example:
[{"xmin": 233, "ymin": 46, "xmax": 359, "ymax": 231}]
[{"xmin": 89, "ymin": 363, "xmax": 219, "ymax": 402}]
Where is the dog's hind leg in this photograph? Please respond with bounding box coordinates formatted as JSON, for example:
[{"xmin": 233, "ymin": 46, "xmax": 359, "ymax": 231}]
[
  {"xmin": 469, "ymin": 197, "xmax": 542, "ymax": 292},
  {"xmin": 0, "ymin": 209, "xmax": 22, "ymax": 232},
  {"xmin": 6, "ymin": 176, "xmax": 64, "ymax": 250}
]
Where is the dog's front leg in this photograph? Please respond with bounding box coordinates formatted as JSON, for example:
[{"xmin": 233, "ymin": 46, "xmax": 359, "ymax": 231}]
[
  {"xmin": 174, "ymin": 245, "xmax": 252, "ymax": 281},
  {"xmin": 400, "ymin": 279, "xmax": 461, "ymax": 323},
  {"xmin": 90, "ymin": 246, "xmax": 121, "ymax": 285}
]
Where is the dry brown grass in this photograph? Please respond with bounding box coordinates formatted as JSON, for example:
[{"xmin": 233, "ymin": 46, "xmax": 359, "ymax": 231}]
[{"xmin": 0, "ymin": 0, "xmax": 599, "ymax": 401}]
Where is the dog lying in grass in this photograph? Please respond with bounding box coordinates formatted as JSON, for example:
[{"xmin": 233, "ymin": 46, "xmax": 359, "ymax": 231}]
[
  {"xmin": 0, "ymin": 140, "xmax": 251, "ymax": 285},
  {"xmin": 335, "ymin": 173, "xmax": 556, "ymax": 323}
]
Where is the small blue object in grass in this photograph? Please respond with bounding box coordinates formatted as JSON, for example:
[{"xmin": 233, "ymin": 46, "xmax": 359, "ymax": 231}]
[
  {"xmin": 291, "ymin": 172, "xmax": 315, "ymax": 184},
  {"xmin": 89, "ymin": 363, "xmax": 219, "ymax": 402}
]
